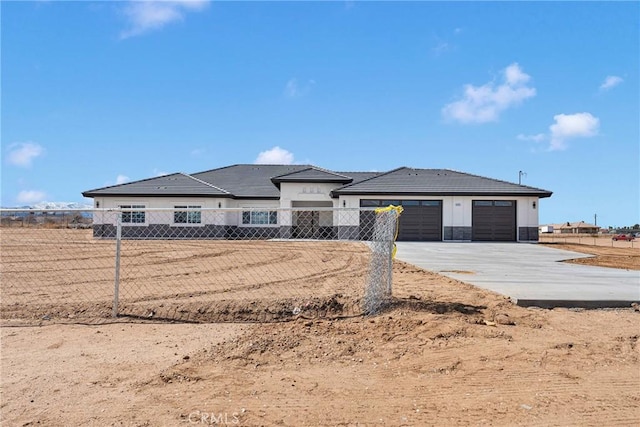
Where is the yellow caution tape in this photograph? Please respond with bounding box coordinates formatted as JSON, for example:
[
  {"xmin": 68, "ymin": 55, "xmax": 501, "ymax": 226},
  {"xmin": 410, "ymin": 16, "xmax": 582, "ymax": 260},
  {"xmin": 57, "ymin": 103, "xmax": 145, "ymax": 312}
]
[
  {"xmin": 374, "ymin": 205, "xmax": 403, "ymax": 259},
  {"xmin": 374, "ymin": 205, "xmax": 404, "ymax": 215}
]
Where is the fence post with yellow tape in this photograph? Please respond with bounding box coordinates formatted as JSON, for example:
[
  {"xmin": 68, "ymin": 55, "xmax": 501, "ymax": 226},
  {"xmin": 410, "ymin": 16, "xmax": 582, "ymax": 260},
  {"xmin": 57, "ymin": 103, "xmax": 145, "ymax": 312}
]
[{"xmin": 363, "ymin": 205, "xmax": 403, "ymax": 315}]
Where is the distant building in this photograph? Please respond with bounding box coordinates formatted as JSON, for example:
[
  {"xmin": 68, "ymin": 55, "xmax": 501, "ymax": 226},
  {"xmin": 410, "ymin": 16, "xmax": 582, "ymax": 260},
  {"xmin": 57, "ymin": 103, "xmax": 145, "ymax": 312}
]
[
  {"xmin": 555, "ymin": 221, "xmax": 600, "ymax": 234},
  {"xmin": 539, "ymin": 224, "xmax": 554, "ymax": 234}
]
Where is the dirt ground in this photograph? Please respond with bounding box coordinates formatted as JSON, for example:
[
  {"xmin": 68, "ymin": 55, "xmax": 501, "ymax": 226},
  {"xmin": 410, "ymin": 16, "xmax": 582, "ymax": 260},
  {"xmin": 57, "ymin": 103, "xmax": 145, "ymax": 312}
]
[
  {"xmin": 0, "ymin": 228, "xmax": 371, "ymax": 322},
  {"xmin": 539, "ymin": 234, "xmax": 638, "ymax": 250},
  {"xmin": 539, "ymin": 242, "xmax": 640, "ymax": 270},
  {"xmin": 2, "ymin": 265, "xmax": 639, "ymax": 425}
]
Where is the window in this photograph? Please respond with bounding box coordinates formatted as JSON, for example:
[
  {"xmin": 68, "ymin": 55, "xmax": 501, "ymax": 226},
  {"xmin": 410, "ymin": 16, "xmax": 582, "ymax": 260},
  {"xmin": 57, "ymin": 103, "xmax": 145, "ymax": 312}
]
[
  {"xmin": 174, "ymin": 205, "xmax": 202, "ymax": 224},
  {"xmin": 474, "ymin": 200, "xmax": 514, "ymax": 207},
  {"xmin": 242, "ymin": 210, "xmax": 278, "ymax": 225},
  {"xmin": 119, "ymin": 205, "xmax": 146, "ymax": 224},
  {"xmin": 361, "ymin": 200, "xmax": 401, "ymax": 207},
  {"xmin": 361, "ymin": 199, "xmax": 441, "ymax": 207}
]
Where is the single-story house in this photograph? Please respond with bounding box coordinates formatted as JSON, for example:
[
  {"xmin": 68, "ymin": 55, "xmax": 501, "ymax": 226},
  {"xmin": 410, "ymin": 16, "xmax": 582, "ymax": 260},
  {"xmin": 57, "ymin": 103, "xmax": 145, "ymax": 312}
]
[
  {"xmin": 82, "ymin": 165, "xmax": 552, "ymax": 242},
  {"xmin": 555, "ymin": 221, "xmax": 600, "ymax": 234}
]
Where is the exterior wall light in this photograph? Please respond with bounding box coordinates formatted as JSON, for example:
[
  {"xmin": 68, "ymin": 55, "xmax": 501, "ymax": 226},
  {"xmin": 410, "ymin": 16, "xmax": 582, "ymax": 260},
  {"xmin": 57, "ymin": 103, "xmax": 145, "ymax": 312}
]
[
  {"xmin": 343, "ymin": 200, "xmax": 346, "ymax": 208},
  {"xmin": 532, "ymin": 201, "xmax": 537, "ymax": 209}
]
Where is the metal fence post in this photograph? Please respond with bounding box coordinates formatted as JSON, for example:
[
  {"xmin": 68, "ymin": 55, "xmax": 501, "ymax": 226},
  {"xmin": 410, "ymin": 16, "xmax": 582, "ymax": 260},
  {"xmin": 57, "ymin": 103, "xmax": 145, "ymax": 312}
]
[
  {"xmin": 112, "ymin": 212, "xmax": 122, "ymax": 318},
  {"xmin": 387, "ymin": 212, "xmax": 394, "ymax": 295}
]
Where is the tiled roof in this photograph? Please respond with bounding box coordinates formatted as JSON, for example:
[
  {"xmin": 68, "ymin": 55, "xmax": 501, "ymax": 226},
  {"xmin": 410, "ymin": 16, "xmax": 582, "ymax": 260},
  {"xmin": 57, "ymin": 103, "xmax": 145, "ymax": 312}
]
[
  {"xmin": 336, "ymin": 171, "xmax": 382, "ymax": 182},
  {"xmin": 82, "ymin": 165, "xmax": 552, "ymax": 199},
  {"xmin": 82, "ymin": 173, "xmax": 229, "ymax": 197},
  {"xmin": 271, "ymin": 167, "xmax": 353, "ymax": 184},
  {"xmin": 331, "ymin": 167, "xmax": 552, "ymax": 198},
  {"xmin": 558, "ymin": 221, "xmax": 599, "ymax": 229},
  {"xmin": 191, "ymin": 164, "xmax": 310, "ymax": 198}
]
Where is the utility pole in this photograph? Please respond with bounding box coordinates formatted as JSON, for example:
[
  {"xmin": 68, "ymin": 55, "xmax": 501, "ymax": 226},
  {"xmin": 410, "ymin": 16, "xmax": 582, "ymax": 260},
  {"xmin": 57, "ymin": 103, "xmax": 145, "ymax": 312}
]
[{"xmin": 594, "ymin": 213, "xmax": 597, "ymax": 226}]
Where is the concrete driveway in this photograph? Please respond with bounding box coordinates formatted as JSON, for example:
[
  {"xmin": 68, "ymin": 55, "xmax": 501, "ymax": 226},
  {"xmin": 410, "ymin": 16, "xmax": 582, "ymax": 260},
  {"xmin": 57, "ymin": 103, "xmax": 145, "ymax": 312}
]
[{"xmin": 395, "ymin": 242, "xmax": 640, "ymax": 308}]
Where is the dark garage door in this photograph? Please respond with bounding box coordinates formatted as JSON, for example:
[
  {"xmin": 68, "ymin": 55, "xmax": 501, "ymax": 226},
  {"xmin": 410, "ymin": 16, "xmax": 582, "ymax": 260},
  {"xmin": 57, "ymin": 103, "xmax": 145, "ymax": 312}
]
[
  {"xmin": 359, "ymin": 200, "xmax": 442, "ymax": 241},
  {"xmin": 397, "ymin": 201, "xmax": 442, "ymax": 241},
  {"xmin": 472, "ymin": 200, "xmax": 516, "ymax": 241}
]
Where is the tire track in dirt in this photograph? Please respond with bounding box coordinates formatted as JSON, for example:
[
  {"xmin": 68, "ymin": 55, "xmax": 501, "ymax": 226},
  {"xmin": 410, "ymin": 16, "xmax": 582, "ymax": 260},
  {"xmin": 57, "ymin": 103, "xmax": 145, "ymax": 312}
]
[{"xmin": 118, "ymin": 252, "xmax": 370, "ymax": 304}]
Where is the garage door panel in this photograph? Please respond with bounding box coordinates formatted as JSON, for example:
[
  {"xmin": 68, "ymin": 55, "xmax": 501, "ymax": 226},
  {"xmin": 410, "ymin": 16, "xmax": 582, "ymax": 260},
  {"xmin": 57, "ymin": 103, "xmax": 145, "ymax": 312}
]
[
  {"xmin": 472, "ymin": 201, "xmax": 516, "ymax": 242},
  {"xmin": 359, "ymin": 200, "xmax": 442, "ymax": 242},
  {"xmin": 397, "ymin": 202, "xmax": 442, "ymax": 241}
]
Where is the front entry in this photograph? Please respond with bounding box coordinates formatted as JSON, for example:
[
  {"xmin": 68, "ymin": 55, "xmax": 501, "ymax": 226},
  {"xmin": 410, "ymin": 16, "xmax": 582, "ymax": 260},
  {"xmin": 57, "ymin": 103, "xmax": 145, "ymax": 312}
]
[
  {"xmin": 293, "ymin": 210, "xmax": 318, "ymax": 239},
  {"xmin": 292, "ymin": 201, "xmax": 334, "ymax": 239}
]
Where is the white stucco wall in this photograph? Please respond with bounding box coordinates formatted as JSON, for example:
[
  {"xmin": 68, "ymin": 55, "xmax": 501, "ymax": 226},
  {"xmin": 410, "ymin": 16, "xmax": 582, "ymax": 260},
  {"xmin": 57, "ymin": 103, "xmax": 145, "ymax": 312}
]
[
  {"xmin": 94, "ymin": 197, "xmax": 225, "ymax": 210},
  {"xmin": 278, "ymin": 182, "xmax": 338, "ymax": 208},
  {"xmin": 339, "ymin": 194, "xmax": 541, "ymax": 238},
  {"xmin": 444, "ymin": 195, "xmax": 540, "ymax": 228},
  {"xmin": 447, "ymin": 197, "xmax": 469, "ymax": 227},
  {"xmin": 278, "ymin": 183, "xmax": 340, "ymax": 227},
  {"xmin": 338, "ymin": 196, "xmax": 364, "ymax": 226},
  {"xmin": 517, "ymin": 196, "xmax": 540, "ymax": 229},
  {"xmin": 93, "ymin": 197, "xmax": 226, "ymax": 226},
  {"xmin": 91, "ymin": 192, "xmax": 542, "ymax": 238},
  {"xmin": 91, "ymin": 197, "xmax": 278, "ymax": 227}
]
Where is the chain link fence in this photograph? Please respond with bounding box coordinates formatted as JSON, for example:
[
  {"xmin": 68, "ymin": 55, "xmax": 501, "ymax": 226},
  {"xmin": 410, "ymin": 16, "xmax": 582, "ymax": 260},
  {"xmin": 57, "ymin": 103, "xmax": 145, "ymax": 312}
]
[
  {"xmin": 1, "ymin": 207, "xmax": 401, "ymax": 323},
  {"xmin": 539, "ymin": 233, "xmax": 637, "ymax": 248}
]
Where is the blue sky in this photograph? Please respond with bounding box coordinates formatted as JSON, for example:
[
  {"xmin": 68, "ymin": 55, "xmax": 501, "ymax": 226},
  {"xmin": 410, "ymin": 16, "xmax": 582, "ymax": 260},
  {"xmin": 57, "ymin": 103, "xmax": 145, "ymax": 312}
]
[{"xmin": 2, "ymin": 1, "xmax": 638, "ymax": 227}]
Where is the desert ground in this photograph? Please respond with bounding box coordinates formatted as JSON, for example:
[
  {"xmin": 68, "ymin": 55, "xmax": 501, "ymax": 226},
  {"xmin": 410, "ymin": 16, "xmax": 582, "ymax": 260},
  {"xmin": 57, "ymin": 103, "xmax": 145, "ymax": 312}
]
[
  {"xmin": 539, "ymin": 241, "xmax": 639, "ymax": 271},
  {"xmin": 0, "ymin": 228, "xmax": 372, "ymax": 322},
  {"xmin": 1, "ymin": 229, "xmax": 639, "ymax": 426},
  {"xmin": 539, "ymin": 233, "xmax": 638, "ymax": 250}
]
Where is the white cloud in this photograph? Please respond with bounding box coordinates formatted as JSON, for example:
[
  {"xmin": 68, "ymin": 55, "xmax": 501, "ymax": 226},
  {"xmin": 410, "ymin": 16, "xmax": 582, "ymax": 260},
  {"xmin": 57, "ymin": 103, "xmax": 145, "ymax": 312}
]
[
  {"xmin": 284, "ymin": 79, "xmax": 299, "ymax": 97},
  {"xmin": 518, "ymin": 113, "xmax": 600, "ymax": 151},
  {"xmin": 517, "ymin": 133, "xmax": 547, "ymax": 142},
  {"xmin": 442, "ymin": 63, "xmax": 536, "ymax": 124},
  {"xmin": 432, "ymin": 28, "xmax": 462, "ymax": 55},
  {"xmin": 116, "ymin": 174, "xmax": 130, "ymax": 185},
  {"xmin": 599, "ymin": 75, "xmax": 623, "ymax": 91},
  {"xmin": 120, "ymin": 0, "xmax": 209, "ymax": 39},
  {"xmin": 549, "ymin": 112, "xmax": 600, "ymax": 150},
  {"xmin": 504, "ymin": 63, "xmax": 530, "ymax": 86},
  {"xmin": 17, "ymin": 190, "xmax": 47, "ymax": 204},
  {"xmin": 284, "ymin": 78, "xmax": 315, "ymax": 98},
  {"xmin": 431, "ymin": 40, "xmax": 451, "ymax": 55},
  {"xmin": 254, "ymin": 146, "xmax": 295, "ymax": 165},
  {"xmin": 7, "ymin": 142, "xmax": 44, "ymax": 167}
]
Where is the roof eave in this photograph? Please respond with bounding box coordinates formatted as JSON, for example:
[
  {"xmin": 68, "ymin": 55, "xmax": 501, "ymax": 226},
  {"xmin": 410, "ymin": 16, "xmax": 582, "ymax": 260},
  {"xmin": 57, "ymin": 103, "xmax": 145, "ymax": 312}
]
[
  {"xmin": 82, "ymin": 192, "xmax": 232, "ymax": 198},
  {"xmin": 331, "ymin": 190, "xmax": 553, "ymax": 198},
  {"xmin": 272, "ymin": 178, "xmax": 353, "ymax": 184},
  {"xmin": 231, "ymin": 195, "xmax": 281, "ymax": 200}
]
